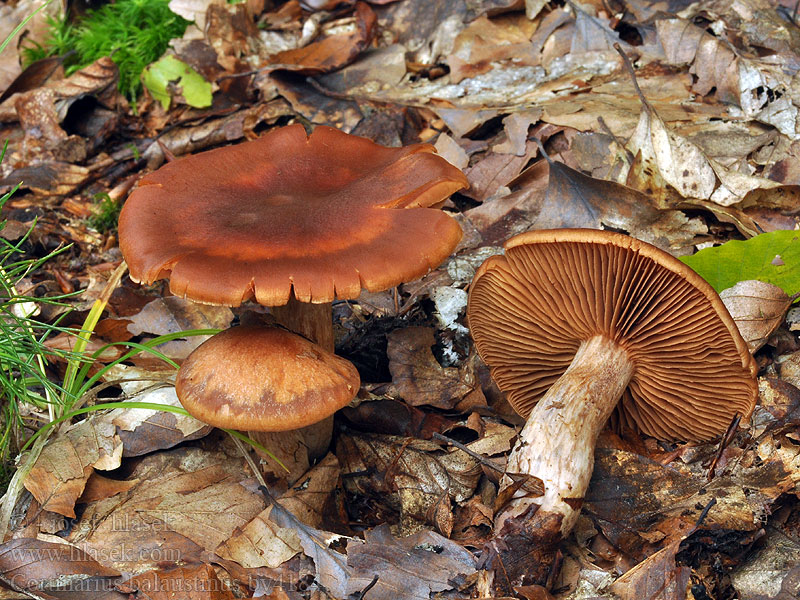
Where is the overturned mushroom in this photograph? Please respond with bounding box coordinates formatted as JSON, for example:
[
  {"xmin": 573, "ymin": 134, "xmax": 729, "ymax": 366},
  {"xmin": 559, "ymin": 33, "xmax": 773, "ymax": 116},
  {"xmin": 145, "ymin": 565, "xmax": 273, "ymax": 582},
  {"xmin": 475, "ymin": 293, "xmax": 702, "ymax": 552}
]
[{"xmin": 467, "ymin": 229, "xmax": 758, "ymax": 582}]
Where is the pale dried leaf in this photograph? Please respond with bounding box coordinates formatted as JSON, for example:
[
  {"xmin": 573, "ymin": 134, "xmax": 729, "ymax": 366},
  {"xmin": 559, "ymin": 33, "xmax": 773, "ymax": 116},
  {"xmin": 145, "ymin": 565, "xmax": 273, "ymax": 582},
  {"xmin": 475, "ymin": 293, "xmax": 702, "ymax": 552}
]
[
  {"xmin": 24, "ymin": 420, "xmax": 123, "ymax": 518},
  {"xmin": 492, "ymin": 110, "xmax": 542, "ymax": 156},
  {"xmin": 126, "ymin": 297, "xmax": 233, "ymax": 359},
  {"xmin": 216, "ymin": 454, "xmax": 339, "ymax": 568},
  {"xmin": 102, "ymin": 385, "xmax": 213, "ymax": 456},
  {"xmin": 434, "ymin": 134, "xmax": 469, "ymax": 170},
  {"xmin": 169, "ymin": 0, "xmax": 226, "ymax": 30},
  {"xmin": 720, "ymin": 280, "xmax": 792, "ymax": 352},
  {"xmin": 65, "ymin": 445, "xmax": 265, "ymax": 573},
  {"xmin": 344, "ymin": 525, "xmax": 478, "ymax": 599}
]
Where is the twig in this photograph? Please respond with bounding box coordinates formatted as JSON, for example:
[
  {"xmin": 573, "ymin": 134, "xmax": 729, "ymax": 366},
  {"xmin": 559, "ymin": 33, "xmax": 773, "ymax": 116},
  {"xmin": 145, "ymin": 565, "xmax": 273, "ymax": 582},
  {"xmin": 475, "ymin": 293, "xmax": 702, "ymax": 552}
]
[
  {"xmin": 706, "ymin": 413, "xmax": 741, "ymax": 481},
  {"xmin": 431, "ymin": 432, "xmax": 504, "ymax": 473},
  {"xmin": 350, "ymin": 574, "xmax": 379, "ymax": 599},
  {"xmin": 230, "ymin": 435, "xmax": 269, "ymax": 489},
  {"xmin": 691, "ymin": 497, "xmax": 717, "ymax": 532},
  {"xmin": 613, "ymin": 42, "xmax": 648, "ymax": 107}
]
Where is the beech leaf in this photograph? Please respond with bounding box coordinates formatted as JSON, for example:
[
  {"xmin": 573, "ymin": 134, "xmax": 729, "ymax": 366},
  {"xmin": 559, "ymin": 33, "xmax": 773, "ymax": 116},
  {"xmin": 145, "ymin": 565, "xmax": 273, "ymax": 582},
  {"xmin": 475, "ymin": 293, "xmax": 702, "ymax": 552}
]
[
  {"xmin": 143, "ymin": 55, "xmax": 212, "ymax": 110},
  {"xmin": 680, "ymin": 230, "xmax": 800, "ymax": 295}
]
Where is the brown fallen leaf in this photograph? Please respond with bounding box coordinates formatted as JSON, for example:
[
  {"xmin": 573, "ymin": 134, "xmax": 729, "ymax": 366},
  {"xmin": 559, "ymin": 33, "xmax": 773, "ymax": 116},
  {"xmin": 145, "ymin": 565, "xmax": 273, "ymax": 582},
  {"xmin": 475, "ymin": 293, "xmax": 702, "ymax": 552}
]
[
  {"xmin": 0, "ymin": 538, "xmax": 120, "ymax": 595},
  {"xmin": 267, "ymin": 495, "xmax": 477, "ymax": 600},
  {"xmin": 467, "ymin": 153, "xmax": 705, "ymax": 253},
  {"xmin": 64, "ymin": 444, "xmax": 265, "ymax": 573},
  {"xmin": 268, "ymin": 2, "xmax": 376, "ymax": 74},
  {"xmin": 0, "ymin": 56, "xmax": 121, "ymax": 123},
  {"xmin": 270, "ymin": 71, "xmax": 363, "ymax": 130},
  {"xmin": 102, "ymin": 382, "xmax": 213, "ymax": 457},
  {"xmin": 141, "ymin": 99, "xmax": 294, "ymax": 167},
  {"xmin": 216, "ymin": 454, "xmax": 339, "ymax": 569},
  {"xmin": 492, "ymin": 110, "xmax": 543, "ymax": 156},
  {"xmin": 127, "ymin": 563, "xmax": 236, "ymax": 599},
  {"xmin": 337, "ymin": 431, "xmax": 481, "ymax": 535},
  {"xmin": 23, "ymin": 419, "xmax": 123, "ymax": 518},
  {"xmin": 446, "ymin": 14, "xmax": 538, "ymax": 84},
  {"xmin": 344, "ymin": 524, "xmax": 478, "ymax": 599},
  {"xmin": 125, "ymin": 296, "xmax": 233, "ymax": 359},
  {"xmin": 463, "ymin": 141, "xmax": 539, "ymax": 203},
  {"xmin": 0, "ymin": 162, "xmax": 90, "ymax": 197},
  {"xmin": 720, "ymin": 280, "xmax": 792, "ymax": 353},
  {"xmin": 607, "ymin": 537, "xmax": 691, "ymax": 600},
  {"xmin": 387, "ymin": 326, "xmax": 477, "ymax": 409},
  {"xmin": 585, "ymin": 439, "xmax": 785, "ymax": 559}
]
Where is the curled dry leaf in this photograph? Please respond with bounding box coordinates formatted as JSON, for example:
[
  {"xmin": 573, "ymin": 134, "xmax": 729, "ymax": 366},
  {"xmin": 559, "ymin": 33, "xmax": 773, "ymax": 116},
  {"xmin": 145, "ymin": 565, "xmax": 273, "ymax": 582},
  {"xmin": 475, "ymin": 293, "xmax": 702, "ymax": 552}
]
[
  {"xmin": 101, "ymin": 382, "xmax": 213, "ymax": 457},
  {"xmin": 720, "ymin": 280, "xmax": 792, "ymax": 353},
  {"xmin": 0, "ymin": 56, "xmax": 120, "ymax": 123},
  {"xmin": 267, "ymin": 2, "xmax": 376, "ymax": 74},
  {"xmin": 0, "ymin": 162, "xmax": 90, "ymax": 197}
]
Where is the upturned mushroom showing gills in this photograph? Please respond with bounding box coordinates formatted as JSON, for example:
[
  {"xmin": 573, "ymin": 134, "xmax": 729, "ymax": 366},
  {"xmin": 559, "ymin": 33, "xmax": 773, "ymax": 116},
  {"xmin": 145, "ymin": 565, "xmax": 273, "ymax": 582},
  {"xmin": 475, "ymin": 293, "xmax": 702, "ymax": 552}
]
[
  {"xmin": 118, "ymin": 123, "xmax": 468, "ymax": 352},
  {"xmin": 467, "ymin": 229, "xmax": 758, "ymax": 578}
]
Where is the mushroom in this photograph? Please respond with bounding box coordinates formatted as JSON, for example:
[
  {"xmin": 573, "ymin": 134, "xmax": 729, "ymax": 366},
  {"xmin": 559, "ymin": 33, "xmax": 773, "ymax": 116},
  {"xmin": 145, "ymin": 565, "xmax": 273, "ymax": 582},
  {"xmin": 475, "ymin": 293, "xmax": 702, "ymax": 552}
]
[
  {"xmin": 119, "ymin": 123, "xmax": 468, "ymax": 352},
  {"xmin": 118, "ymin": 123, "xmax": 467, "ymax": 468},
  {"xmin": 467, "ymin": 229, "xmax": 758, "ymax": 555},
  {"xmin": 176, "ymin": 325, "xmax": 360, "ymax": 432}
]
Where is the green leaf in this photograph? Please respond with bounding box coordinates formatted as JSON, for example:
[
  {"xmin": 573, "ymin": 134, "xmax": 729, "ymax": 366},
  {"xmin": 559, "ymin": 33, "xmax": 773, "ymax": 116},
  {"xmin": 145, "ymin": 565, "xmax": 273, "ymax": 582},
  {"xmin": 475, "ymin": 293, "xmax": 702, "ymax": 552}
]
[
  {"xmin": 142, "ymin": 55, "xmax": 211, "ymax": 110},
  {"xmin": 680, "ymin": 230, "xmax": 800, "ymax": 294}
]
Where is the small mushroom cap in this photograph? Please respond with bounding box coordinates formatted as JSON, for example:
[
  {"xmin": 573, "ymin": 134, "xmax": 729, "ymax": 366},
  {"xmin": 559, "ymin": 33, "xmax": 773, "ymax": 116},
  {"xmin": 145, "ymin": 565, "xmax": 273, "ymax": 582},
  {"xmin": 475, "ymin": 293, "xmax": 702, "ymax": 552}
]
[
  {"xmin": 468, "ymin": 229, "xmax": 758, "ymax": 442},
  {"xmin": 119, "ymin": 124, "xmax": 468, "ymax": 306},
  {"xmin": 176, "ymin": 325, "xmax": 360, "ymax": 431}
]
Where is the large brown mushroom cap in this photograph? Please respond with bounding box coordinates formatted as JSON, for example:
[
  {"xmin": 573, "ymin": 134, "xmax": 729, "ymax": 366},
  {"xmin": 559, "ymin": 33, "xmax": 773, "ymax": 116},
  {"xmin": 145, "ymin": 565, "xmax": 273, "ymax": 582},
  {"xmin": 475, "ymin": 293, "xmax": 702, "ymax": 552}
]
[
  {"xmin": 176, "ymin": 325, "xmax": 360, "ymax": 431},
  {"xmin": 119, "ymin": 124, "xmax": 468, "ymax": 306},
  {"xmin": 468, "ymin": 228, "xmax": 758, "ymax": 442}
]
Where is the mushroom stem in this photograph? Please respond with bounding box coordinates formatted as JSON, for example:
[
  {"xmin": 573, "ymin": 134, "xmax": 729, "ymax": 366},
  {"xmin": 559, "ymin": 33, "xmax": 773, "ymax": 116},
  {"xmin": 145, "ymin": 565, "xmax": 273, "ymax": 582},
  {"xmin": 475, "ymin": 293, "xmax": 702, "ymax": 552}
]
[
  {"xmin": 271, "ymin": 296, "xmax": 335, "ymax": 352},
  {"xmin": 497, "ymin": 335, "xmax": 634, "ymax": 537},
  {"xmin": 254, "ymin": 296, "xmax": 336, "ymax": 475}
]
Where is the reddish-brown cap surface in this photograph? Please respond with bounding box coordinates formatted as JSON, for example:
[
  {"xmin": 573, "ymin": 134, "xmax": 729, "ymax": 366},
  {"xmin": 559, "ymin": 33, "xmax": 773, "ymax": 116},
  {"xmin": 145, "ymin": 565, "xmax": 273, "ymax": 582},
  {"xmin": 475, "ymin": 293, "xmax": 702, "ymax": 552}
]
[
  {"xmin": 119, "ymin": 124, "xmax": 468, "ymax": 306},
  {"xmin": 176, "ymin": 325, "xmax": 360, "ymax": 431},
  {"xmin": 468, "ymin": 229, "xmax": 758, "ymax": 442}
]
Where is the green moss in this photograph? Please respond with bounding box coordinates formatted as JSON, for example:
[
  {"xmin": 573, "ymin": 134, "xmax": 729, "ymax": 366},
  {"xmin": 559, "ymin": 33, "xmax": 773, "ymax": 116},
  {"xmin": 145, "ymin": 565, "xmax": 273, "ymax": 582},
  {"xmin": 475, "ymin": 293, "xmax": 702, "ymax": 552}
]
[
  {"xmin": 87, "ymin": 193, "xmax": 121, "ymax": 233},
  {"xmin": 23, "ymin": 0, "xmax": 190, "ymax": 100}
]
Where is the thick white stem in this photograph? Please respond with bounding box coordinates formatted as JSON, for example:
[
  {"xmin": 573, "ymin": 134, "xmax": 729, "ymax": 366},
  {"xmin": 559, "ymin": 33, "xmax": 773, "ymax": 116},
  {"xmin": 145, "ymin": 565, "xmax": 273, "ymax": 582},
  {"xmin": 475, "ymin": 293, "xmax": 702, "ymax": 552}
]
[{"xmin": 497, "ymin": 335, "xmax": 634, "ymax": 536}]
